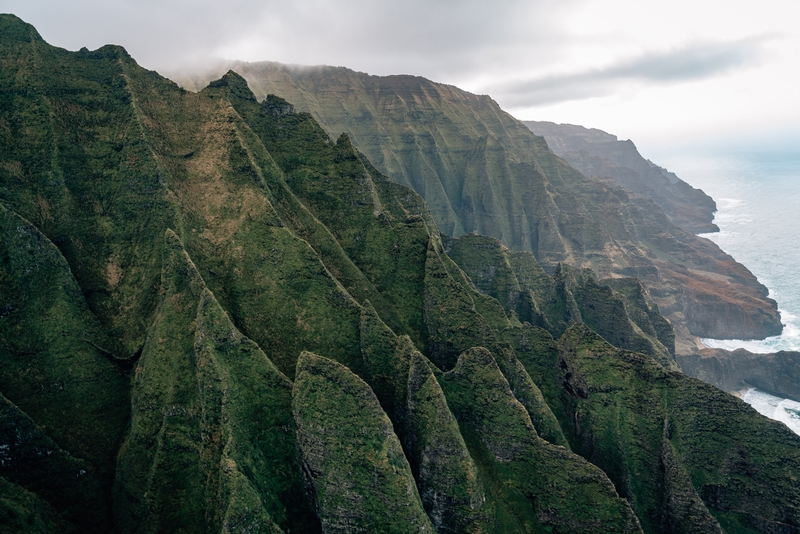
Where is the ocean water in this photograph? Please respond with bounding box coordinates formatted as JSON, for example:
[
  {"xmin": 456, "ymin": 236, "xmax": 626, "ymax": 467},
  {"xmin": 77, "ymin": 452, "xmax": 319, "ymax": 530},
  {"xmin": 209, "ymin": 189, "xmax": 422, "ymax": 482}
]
[
  {"xmin": 652, "ymin": 145, "xmax": 800, "ymax": 435},
  {"xmin": 655, "ymin": 148, "xmax": 800, "ymax": 353},
  {"xmin": 740, "ymin": 388, "xmax": 800, "ymax": 436}
]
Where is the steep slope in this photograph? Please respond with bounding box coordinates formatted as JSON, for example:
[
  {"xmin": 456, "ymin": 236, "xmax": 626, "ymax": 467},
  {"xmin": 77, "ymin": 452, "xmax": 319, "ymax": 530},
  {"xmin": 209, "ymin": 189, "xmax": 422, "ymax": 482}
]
[
  {"xmin": 173, "ymin": 60, "xmax": 781, "ymax": 350},
  {"xmin": 113, "ymin": 231, "xmax": 316, "ymax": 533},
  {"xmin": 2, "ymin": 15, "xmax": 800, "ymax": 533},
  {"xmin": 507, "ymin": 324, "xmax": 800, "ymax": 533},
  {"xmin": 679, "ymin": 347, "xmax": 800, "ymax": 402},
  {"xmin": 0, "ymin": 204, "xmax": 128, "ymax": 531},
  {"xmin": 444, "ymin": 234, "xmax": 677, "ymax": 370},
  {"xmin": 524, "ymin": 121, "xmax": 718, "ymax": 234},
  {"xmin": 293, "ymin": 352, "xmax": 434, "ymax": 533}
]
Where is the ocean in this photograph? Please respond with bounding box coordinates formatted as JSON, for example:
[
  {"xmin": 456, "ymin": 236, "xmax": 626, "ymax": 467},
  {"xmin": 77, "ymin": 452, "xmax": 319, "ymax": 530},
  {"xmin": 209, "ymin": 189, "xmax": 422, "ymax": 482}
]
[{"xmin": 651, "ymin": 144, "xmax": 800, "ymax": 435}]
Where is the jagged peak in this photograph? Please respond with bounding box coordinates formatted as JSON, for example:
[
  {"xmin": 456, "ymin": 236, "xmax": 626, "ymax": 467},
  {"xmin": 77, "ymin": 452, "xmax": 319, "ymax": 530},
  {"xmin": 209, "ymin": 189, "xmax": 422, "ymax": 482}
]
[
  {"xmin": 76, "ymin": 44, "xmax": 133, "ymax": 61},
  {"xmin": 335, "ymin": 131, "xmax": 353, "ymax": 148},
  {"xmin": 204, "ymin": 70, "xmax": 258, "ymax": 102},
  {"xmin": 0, "ymin": 14, "xmax": 44, "ymax": 44}
]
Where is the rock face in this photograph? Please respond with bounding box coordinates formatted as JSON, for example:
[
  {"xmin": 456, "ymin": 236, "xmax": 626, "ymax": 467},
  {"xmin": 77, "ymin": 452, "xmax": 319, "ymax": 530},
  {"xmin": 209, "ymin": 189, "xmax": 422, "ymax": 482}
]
[
  {"xmin": 2, "ymin": 14, "xmax": 800, "ymax": 534},
  {"xmin": 439, "ymin": 347, "xmax": 644, "ymax": 533},
  {"xmin": 292, "ymin": 352, "xmax": 434, "ymax": 534},
  {"xmin": 444, "ymin": 234, "xmax": 678, "ymax": 371},
  {"xmin": 525, "ymin": 325, "xmax": 800, "ymax": 533},
  {"xmin": 113, "ymin": 231, "xmax": 315, "ymax": 533},
  {"xmin": 176, "ymin": 60, "xmax": 782, "ymax": 348},
  {"xmin": 523, "ymin": 121, "xmax": 718, "ymax": 234},
  {"xmin": 0, "ymin": 204, "xmax": 128, "ymax": 532},
  {"xmin": 405, "ymin": 352, "xmax": 487, "ymax": 533},
  {"xmin": 679, "ymin": 348, "xmax": 800, "ymax": 401}
]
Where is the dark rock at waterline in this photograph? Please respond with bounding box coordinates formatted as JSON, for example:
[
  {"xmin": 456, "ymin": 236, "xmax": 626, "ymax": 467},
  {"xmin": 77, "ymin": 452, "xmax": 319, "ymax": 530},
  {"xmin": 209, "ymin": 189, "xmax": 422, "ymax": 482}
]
[{"xmin": 679, "ymin": 348, "xmax": 800, "ymax": 402}]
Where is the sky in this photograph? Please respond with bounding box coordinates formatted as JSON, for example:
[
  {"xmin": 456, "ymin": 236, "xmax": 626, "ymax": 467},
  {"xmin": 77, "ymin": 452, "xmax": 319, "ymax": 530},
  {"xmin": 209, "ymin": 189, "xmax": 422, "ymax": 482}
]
[{"xmin": 5, "ymin": 0, "xmax": 800, "ymax": 152}]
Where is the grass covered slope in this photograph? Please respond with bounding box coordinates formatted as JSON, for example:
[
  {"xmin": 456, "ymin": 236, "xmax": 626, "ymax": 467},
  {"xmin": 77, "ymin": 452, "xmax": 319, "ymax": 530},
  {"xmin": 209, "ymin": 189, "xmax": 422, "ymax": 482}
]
[
  {"xmin": 1, "ymin": 15, "xmax": 800, "ymax": 533},
  {"xmin": 197, "ymin": 60, "xmax": 782, "ymax": 349},
  {"xmin": 114, "ymin": 231, "xmax": 317, "ymax": 533},
  {"xmin": 545, "ymin": 325, "xmax": 800, "ymax": 533},
  {"xmin": 439, "ymin": 347, "xmax": 642, "ymax": 533},
  {"xmin": 292, "ymin": 352, "xmax": 434, "ymax": 534},
  {"xmin": 0, "ymin": 204, "xmax": 128, "ymax": 531}
]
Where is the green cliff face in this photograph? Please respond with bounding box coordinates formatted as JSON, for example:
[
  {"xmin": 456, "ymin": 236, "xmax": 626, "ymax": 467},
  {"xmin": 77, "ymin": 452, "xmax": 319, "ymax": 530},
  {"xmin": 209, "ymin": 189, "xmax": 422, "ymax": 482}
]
[
  {"xmin": 1, "ymin": 15, "xmax": 799, "ymax": 534},
  {"xmin": 405, "ymin": 352, "xmax": 487, "ymax": 533},
  {"xmin": 551, "ymin": 325, "xmax": 800, "ymax": 533},
  {"xmin": 0, "ymin": 204, "xmax": 127, "ymax": 531},
  {"xmin": 188, "ymin": 61, "xmax": 782, "ymax": 350},
  {"xmin": 0, "ymin": 476, "xmax": 70, "ymax": 534},
  {"xmin": 113, "ymin": 231, "xmax": 315, "ymax": 533},
  {"xmin": 293, "ymin": 351, "xmax": 434, "ymax": 533},
  {"xmin": 445, "ymin": 234, "xmax": 677, "ymax": 370},
  {"xmin": 439, "ymin": 347, "xmax": 643, "ymax": 533}
]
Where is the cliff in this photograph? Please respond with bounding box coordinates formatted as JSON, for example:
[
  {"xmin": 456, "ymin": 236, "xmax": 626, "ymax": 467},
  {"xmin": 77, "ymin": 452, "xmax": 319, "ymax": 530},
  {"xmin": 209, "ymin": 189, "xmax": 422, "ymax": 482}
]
[
  {"xmin": 523, "ymin": 120, "xmax": 718, "ymax": 234},
  {"xmin": 173, "ymin": 60, "xmax": 781, "ymax": 350},
  {"xmin": 1, "ymin": 15, "xmax": 799, "ymax": 533},
  {"xmin": 679, "ymin": 348, "xmax": 800, "ymax": 402}
]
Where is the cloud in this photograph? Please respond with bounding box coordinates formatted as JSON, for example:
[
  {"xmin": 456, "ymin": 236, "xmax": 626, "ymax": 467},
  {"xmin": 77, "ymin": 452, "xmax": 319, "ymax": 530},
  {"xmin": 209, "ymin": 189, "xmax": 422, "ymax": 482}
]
[
  {"xmin": 3, "ymin": 0, "xmax": 575, "ymax": 79},
  {"xmin": 492, "ymin": 36, "xmax": 773, "ymax": 107}
]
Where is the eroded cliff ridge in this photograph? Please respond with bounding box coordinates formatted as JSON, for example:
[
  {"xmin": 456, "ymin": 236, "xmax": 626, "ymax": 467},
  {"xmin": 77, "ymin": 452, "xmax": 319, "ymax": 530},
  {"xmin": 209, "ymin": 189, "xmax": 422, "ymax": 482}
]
[
  {"xmin": 523, "ymin": 120, "xmax": 718, "ymax": 234},
  {"xmin": 1, "ymin": 15, "xmax": 799, "ymax": 534},
  {"xmin": 173, "ymin": 60, "xmax": 781, "ymax": 352}
]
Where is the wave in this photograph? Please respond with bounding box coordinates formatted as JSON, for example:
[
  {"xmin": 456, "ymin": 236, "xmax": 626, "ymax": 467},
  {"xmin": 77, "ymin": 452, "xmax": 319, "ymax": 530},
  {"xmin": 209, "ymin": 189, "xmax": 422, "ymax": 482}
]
[
  {"xmin": 741, "ymin": 388, "xmax": 800, "ymax": 436},
  {"xmin": 703, "ymin": 308, "xmax": 800, "ymax": 353}
]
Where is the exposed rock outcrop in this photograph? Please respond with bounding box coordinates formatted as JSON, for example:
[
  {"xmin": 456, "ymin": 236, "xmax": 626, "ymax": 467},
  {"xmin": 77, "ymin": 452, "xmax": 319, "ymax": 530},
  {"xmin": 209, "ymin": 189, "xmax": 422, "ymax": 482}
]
[{"xmin": 679, "ymin": 348, "xmax": 800, "ymax": 402}]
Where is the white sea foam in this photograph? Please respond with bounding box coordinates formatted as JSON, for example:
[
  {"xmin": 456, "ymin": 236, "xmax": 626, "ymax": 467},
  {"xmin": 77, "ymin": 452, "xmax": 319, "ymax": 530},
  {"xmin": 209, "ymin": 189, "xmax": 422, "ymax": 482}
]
[
  {"xmin": 702, "ymin": 307, "xmax": 800, "ymax": 353},
  {"xmin": 741, "ymin": 388, "xmax": 800, "ymax": 436}
]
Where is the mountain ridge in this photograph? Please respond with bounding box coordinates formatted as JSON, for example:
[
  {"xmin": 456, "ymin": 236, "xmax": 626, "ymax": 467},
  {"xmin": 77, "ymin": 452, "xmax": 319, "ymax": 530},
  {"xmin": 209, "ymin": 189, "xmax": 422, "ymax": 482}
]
[
  {"xmin": 523, "ymin": 120, "xmax": 718, "ymax": 234},
  {"xmin": 1, "ymin": 15, "xmax": 799, "ymax": 533},
  {"xmin": 169, "ymin": 59, "xmax": 781, "ymax": 354}
]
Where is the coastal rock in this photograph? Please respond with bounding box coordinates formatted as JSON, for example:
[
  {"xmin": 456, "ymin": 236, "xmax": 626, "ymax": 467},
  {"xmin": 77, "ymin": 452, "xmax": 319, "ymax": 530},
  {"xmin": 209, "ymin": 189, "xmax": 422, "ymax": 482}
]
[{"xmin": 678, "ymin": 348, "xmax": 800, "ymax": 402}]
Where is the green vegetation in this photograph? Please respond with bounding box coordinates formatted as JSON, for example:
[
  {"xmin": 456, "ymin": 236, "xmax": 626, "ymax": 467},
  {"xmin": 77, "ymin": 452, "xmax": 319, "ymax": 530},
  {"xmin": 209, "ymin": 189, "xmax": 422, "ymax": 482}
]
[
  {"xmin": 293, "ymin": 352, "xmax": 434, "ymax": 533},
  {"xmin": 215, "ymin": 60, "xmax": 783, "ymax": 348},
  {"xmin": 1, "ymin": 15, "xmax": 799, "ymax": 533},
  {"xmin": 439, "ymin": 347, "xmax": 642, "ymax": 533}
]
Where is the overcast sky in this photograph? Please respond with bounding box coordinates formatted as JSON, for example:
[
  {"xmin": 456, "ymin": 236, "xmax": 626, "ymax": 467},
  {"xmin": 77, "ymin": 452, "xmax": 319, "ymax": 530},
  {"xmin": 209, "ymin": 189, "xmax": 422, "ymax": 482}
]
[{"xmin": 5, "ymin": 0, "xmax": 800, "ymax": 150}]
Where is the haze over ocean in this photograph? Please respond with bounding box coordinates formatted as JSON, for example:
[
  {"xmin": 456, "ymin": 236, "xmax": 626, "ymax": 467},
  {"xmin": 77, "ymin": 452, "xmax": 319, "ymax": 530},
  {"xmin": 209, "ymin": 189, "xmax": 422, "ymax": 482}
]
[{"xmin": 652, "ymin": 142, "xmax": 800, "ymax": 434}]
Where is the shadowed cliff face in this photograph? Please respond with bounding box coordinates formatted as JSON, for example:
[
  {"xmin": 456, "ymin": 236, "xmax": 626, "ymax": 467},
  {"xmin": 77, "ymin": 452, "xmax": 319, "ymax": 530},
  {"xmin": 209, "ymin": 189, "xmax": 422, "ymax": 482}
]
[
  {"xmin": 173, "ymin": 60, "xmax": 782, "ymax": 350},
  {"xmin": 2, "ymin": 15, "xmax": 800, "ymax": 534}
]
